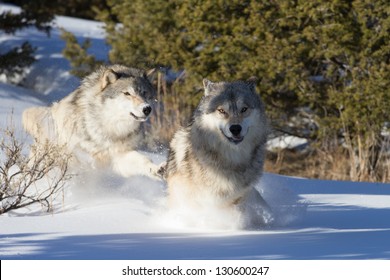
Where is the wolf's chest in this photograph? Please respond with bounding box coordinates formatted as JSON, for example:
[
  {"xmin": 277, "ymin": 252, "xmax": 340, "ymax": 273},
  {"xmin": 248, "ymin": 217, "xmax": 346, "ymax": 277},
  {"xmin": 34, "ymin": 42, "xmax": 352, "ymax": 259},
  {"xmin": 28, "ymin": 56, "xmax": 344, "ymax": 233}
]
[{"xmin": 195, "ymin": 164, "xmax": 255, "ymax": 198}]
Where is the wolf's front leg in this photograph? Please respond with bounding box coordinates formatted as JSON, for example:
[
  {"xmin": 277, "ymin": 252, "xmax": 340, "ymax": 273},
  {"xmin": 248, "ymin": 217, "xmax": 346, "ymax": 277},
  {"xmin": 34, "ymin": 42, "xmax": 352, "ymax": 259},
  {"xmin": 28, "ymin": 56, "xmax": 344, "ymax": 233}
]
[
  {"xmin": 111, "ymin": 151, "xmax": 163, "ymax": 180},
  {"xmin": 240, "ymin": 188, "xmax": 274, "ymax": 228}
]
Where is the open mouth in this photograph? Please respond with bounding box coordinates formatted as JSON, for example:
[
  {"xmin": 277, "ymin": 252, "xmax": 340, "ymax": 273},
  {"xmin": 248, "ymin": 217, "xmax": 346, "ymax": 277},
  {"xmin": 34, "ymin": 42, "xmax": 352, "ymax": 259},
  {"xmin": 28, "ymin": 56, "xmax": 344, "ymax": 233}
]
[
  {"xmin": 220, "ymin": 130, "xmax": 244, "ymax": 144},
  {"xmin": 226, "ymin": 136, "xmax": 244, "ymax": 144},
  {"xmin": 130, "ymin": 112, "xmax": 148, "ymax": 121}
]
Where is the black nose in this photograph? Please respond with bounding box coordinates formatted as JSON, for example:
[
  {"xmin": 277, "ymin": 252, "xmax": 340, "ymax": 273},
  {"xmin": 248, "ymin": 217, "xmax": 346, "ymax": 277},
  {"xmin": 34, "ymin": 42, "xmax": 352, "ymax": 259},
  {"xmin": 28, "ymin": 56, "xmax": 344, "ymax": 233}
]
[
  {"xmin": 229, "ymin": 125, "xmax": 242, "ymax": 136},
  {"xmin": 143, "ymin": 105, "xmax": 152, "ymax": 116}
]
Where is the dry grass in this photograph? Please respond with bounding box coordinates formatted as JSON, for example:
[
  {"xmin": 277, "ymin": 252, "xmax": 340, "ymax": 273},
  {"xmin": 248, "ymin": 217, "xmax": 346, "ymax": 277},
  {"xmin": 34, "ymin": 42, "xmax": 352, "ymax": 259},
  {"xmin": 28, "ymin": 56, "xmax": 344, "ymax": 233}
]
[
  {"xmin": 265, "ymin": 144, "xmax": 390, "ymax": 183},
  {"xmin": 147, "ymin": 71, "xmax": 193, "ymax": 147}
]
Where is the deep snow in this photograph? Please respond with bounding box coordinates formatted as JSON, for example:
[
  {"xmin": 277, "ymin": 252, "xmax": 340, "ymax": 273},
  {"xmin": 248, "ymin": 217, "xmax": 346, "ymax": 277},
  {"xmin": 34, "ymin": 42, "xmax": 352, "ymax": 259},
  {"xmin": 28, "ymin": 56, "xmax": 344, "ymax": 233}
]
[{"xmin": 1, "ymin": 3, "xmax": 390, "ymax": 260}]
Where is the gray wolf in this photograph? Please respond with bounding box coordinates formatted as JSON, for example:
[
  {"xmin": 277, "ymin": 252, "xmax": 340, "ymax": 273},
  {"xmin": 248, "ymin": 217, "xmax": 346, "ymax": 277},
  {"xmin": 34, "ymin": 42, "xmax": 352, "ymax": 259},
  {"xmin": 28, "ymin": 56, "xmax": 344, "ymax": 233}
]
[
  {"xmin": 23, "ymin": 64, "xmax": 162, "ymax": 180},
  {"xmin": 164, "ymin": 78, "xmax": 273, "ymax": 227}
]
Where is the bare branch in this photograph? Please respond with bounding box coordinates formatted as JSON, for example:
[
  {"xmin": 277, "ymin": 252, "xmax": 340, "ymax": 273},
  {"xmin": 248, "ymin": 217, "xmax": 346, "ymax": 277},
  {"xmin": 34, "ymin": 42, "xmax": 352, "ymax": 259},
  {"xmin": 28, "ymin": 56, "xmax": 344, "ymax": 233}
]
[{"xmin": 0, "ymin": 123, "xmax": 72, "ymax": 215}]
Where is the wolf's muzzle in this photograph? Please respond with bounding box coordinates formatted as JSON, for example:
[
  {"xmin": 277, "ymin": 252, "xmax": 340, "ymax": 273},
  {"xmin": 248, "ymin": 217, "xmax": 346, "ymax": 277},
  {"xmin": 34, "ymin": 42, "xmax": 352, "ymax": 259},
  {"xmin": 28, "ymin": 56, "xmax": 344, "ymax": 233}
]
[
  {"xmin": 222, "ymin": 124, "xmax": 244, "ymax": 144},
  {"xmin": 229, "ymin": 124, "xmax": 242, "ymax": 136}
]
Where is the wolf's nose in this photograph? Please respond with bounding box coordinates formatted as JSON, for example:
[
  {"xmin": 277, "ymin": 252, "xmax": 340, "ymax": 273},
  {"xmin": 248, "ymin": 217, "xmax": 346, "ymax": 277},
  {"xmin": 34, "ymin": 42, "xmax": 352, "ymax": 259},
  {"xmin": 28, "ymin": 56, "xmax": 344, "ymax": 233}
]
[
  {"xmin": 229, "ymin": 125, "xmax": 242, "ymax": 136},
  {"xmin": 143, "ymin": 105, "xmax": 152, "ymax": 116}
]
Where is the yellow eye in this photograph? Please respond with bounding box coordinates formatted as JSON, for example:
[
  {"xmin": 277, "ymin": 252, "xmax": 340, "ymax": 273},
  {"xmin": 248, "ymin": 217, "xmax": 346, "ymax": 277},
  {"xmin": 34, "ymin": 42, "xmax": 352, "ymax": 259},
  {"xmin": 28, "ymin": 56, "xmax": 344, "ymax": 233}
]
[
  {"xmin": 217, "ymin": 108, "xmax": 226, "ymax": 114},
  {"xmin": 241, "ymin": 107, "xmax": 248, "ymax": 113}
]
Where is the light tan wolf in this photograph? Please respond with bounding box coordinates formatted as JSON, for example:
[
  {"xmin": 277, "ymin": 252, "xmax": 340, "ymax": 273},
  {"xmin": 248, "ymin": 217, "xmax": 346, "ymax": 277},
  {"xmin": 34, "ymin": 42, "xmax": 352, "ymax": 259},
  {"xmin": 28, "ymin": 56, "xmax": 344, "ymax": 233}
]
[
  {"xmin": 164, "ymin": 78, "xmax": 273, "ymax": 227},
  {"xmin": 23, "ymin": 64, "xmax": 162, "ymax": 180}
]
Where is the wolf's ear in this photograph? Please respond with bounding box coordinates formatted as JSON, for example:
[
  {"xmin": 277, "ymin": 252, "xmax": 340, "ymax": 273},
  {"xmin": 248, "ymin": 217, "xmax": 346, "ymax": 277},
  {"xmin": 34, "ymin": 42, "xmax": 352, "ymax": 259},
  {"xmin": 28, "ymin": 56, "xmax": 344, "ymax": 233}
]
[
  {"xmin": 246, "ymin": 76, "xmax": 259, "ymax": 92},
  {"xmin": 203, "ymin": 79, "xmax": 216, "ymax": 96},
  {"xmin": 101, "ymin": 69, "xmax": 120, "ymax": 89},
  {"xmin": 203, "ymin": 78, "xmax": 211, "ymax": 88}
]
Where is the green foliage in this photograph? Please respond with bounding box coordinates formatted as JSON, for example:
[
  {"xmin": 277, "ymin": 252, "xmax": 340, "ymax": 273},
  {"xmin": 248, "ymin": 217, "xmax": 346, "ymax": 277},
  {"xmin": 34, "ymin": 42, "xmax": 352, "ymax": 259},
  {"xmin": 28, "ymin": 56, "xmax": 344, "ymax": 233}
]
[
  {"xmin": 4, "ymin": 0, "xmax": 108, "ymax": 21},
  {"xmin": 99, "ymin": 0, "xmax": 177, "ymax": 68},
  {"xmin": 60, "ymin": 29, "xmax": 104, "ymax": 78},
  {"xmin": 0, "ymin": 42, "xmax": 36, "ymax": 79},
  {"xmin": 1, "ymin": 0, "xmax": 54, "ymax": 35},
  {"xmin": 0, "ymin": 0, "xmax": 54, "ymax": 81},
  {"xmin": 99, "ymin": 0, "xmax": 389, "ymax": 139}
]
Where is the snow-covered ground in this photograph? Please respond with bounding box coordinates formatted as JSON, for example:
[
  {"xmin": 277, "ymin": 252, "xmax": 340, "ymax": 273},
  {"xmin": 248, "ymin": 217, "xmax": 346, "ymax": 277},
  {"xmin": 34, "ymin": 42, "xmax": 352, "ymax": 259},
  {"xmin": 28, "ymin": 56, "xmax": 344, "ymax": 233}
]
[{"xmin": 1, "ymin": 3, "xmax": 390, "ymax": 261}]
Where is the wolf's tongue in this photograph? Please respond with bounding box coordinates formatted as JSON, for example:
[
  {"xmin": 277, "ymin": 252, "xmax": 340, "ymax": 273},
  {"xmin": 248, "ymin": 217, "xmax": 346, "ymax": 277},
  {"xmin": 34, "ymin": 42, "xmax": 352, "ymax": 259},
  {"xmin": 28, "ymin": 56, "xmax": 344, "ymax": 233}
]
[{"xmin": 230, "ymin": 136, "xmax": 243, "ymax": 144}]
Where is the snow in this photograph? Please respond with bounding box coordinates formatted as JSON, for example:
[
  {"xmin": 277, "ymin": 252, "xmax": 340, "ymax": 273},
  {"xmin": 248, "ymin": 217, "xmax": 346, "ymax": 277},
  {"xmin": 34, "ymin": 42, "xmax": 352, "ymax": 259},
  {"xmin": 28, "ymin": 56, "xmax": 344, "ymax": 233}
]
[
  {"xmin": 267, "ymin": 135, "xmax": 308, "ymax": 150},
  {"xmin": 1, "ymin": 3, "xmax": 390, "ymax": 261}
]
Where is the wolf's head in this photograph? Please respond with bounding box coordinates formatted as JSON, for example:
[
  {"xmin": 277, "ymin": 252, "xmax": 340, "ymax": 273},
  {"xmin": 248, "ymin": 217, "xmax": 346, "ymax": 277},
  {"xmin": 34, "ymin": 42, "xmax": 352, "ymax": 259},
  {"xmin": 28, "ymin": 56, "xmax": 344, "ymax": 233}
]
[
  {"xmin": 94, "ymin": 65, "xmax": 157, "ymax": 122},
  {"xmin": 195, "ymin": 78, "xmax": 267, "ymax": 146}
]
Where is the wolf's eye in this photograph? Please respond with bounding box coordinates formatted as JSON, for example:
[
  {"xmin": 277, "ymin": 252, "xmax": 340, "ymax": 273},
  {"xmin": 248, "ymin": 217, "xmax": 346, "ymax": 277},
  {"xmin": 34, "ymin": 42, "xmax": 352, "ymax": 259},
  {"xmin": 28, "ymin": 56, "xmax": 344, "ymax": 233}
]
[
  {"xmin": 217, "ymin": 108, "xmax": 226, "ymax": 114},
  {"xmin": 123, "ymin": 92, "xmax": 131, "ymax": 96},
  {"xmin": 241, "ymin": 107, "xmax": 248, "ymax": 113}
]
